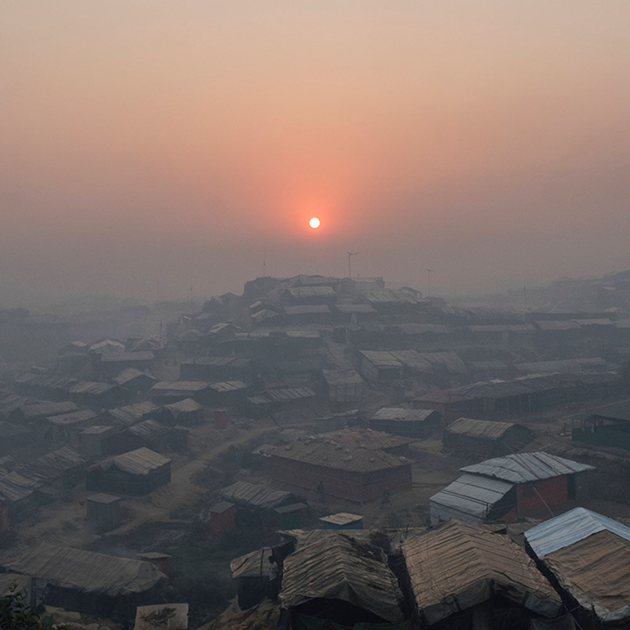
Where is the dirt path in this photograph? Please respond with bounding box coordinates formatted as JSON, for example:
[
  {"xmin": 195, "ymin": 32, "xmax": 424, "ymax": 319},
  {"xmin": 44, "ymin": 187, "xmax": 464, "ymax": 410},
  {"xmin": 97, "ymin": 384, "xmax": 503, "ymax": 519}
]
[{"xmin": 13, "ymin": 421, "xmax": 278, "ymax": 549}]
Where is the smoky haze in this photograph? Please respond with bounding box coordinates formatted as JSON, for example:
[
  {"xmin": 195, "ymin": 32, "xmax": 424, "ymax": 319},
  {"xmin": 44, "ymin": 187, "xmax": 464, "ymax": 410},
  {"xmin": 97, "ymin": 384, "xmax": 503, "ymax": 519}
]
[{"xmin": 2, "ymin": 1, "xmax": 630, "ymax": 307}]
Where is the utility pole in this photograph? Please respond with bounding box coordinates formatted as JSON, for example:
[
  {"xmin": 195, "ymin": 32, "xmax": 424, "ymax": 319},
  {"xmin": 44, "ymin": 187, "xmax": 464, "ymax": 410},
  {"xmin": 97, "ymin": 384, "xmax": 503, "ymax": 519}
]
[
  {"xmin": 348, "ymin": 252, "xmax": 358, "ymax": 279},
  {"xmin": 427, "ymin": 269, "xmax": 434, "ymax": 298}
]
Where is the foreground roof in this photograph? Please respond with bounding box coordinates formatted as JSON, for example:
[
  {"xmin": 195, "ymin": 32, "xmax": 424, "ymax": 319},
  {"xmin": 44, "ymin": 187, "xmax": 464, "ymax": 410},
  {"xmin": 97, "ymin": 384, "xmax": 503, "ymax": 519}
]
[
  {"xmin": 2, "ymin": 544, "xmax": 166, "ymax": 596},
  {"xmin": 281, "ymin": 533, "xmax": 404, "ymax": 623},
  {"xmin": 402, "ymin": 520, "xmax": 562, "ymax": 624},
  {"xmin": 526, "ymin": 510, "xmax": 630, "ymax": 624},
  {"xmin": 461, "ymin": 451, "xmax": 594, "ymax": 484},
  {"xmin": 525, "ymin": 507, "xmax": 630, "ymax": 559}
]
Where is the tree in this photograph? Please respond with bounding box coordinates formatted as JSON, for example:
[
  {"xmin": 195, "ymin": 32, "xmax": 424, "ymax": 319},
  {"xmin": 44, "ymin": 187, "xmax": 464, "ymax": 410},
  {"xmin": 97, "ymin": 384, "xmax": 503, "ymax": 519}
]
[{"xmin": 0, "ymin": 585, "xmax": 61, "ymax": 630}]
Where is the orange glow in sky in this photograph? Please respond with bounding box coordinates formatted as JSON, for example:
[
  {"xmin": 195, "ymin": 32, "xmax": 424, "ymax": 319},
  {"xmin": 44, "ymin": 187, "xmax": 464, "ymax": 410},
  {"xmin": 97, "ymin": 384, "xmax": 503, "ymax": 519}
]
[{"xmin": 309, "ymin": 217, "xmax": 321, "ymax": 229}]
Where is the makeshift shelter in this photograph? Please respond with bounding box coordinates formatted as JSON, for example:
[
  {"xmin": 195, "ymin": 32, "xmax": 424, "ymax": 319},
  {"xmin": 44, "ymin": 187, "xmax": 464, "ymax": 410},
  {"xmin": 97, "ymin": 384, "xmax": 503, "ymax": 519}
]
[
  {"xmin": 80, "ymin": 425, "xmax": 117, "ymax": 457},
  {"xmin": 525, "ymin": 508, "xmax": 630, "ymax": 628},
  {"xmin": 180, "ymin": 356, "xmax": 252, "ymax": 381},
  {"xmin": 86, "ymin": 493, "xmax": 122, "ymax": 531},
  {"xmin": 1, "ymin": 543, "xmax": 167, "ymax": 619},
  {"xmin": 403, "ymin": 520, "xmax": 563, "ymax": 627},
  {"xmin": 430, "ymin": 452, "xmax": 594, "ymax": 525},
  {"xmin": 0, "ymin": 421, "xmax": 32, "ymax": 454},
  {"xmin": 370, "ymin": 407, "xmax": 442, "ymax": 439},
  {"xmin": 280, "ymin": 533, "xmax": 406, "ymax": 627},
  {"xmin": 94, "ymin": 351, "xmax": 155, "ymax": 378},
  {"xmin": 323, "ymin": 369, "xmax": 368, "ymax": 403},
  {"xmin": 112, "ymin": 368, "xmax": 158, "ymax": 394},
  {"xmin": 41, "ymin": 409, "xmax": 98, "ymax": 444},
  {"xmin": 230, "ymin": 546, "xmax": 274, "ymax": 610},
  {"xmin": 10, "ymin": 401, "xmax": 78, "ymax": 424},
  {"xmin": 443, "ymin": 417, "xmax": 532, "ymax": 457},
  {"xmin": 68, "ymin": 381, "xmax": 129, "ymax": 409},
  {"xmin": 573, "ymin": 401, "xmax": 630, "ymax": 451},
  {"xmin": 101, "ymin": 401, "xmax": 161, "ymax": 427},
  {"xmin": 160, "ymin": 398, "xmax": 204, "ymax": 426},
  {"xmin": 87, "ymin": 447, "xmax": 171, "ymax": 496}
]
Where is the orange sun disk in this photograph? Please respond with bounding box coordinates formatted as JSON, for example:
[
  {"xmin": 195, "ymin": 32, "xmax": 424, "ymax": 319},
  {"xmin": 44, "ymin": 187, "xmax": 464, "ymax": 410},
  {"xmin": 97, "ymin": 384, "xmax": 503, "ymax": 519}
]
[{"xmin": 309, "ymin": 217, "xmax": 320, "ymax": 229}]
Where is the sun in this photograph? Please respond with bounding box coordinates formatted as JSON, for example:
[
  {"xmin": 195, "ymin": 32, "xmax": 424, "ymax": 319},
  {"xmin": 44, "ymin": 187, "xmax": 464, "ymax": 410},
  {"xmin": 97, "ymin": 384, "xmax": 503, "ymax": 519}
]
[{"xmin": 309, "ymin": 217, "xmax": 320, "ymax": 229}]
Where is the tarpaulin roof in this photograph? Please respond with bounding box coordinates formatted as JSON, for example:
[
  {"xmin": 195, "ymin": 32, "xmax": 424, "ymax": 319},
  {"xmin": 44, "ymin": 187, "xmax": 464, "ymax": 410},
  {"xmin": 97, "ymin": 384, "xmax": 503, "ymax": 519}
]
[
  {"xmin": 230, "ymin": 547, "xmax": 273, "ymax": 579},
  {"xmin": 430, "ymin": 473, "xmax": 514, "ymax": 525},
  {"xmin": 163, "ymin": 398, "xmax": 204, "ymax": 416},
  {"xmin": 19, "ymin": 401, "xmax": 78, "ymax": 420},
  {"xmin": 461, "ymin": 452, "xmax": 594, "ymax": 484},
  {"xmin": 128, "ymin": 419, "xmax": 170, "ymax": 440},
  {"xmin": 280, "ymin": 533, "xmax": 404, "ymax": 623},
  {"xmin": 46, "ymin": 409, "xmax": 98, "ymax": 426},
  {"xmin": 113, "ymin": 368, "xmax": 157, "ymax": 386},
  {"xmin": 402, "ymin": 520, "xmax": 562, "ymax": 625},
  {"xmin": 525, "ymin": 507, "xmax": 630, "ymax": 559},
  {"xmin": 527, "ymin": 523, "xmax": 630, "ymax": 624},
  {"xmin": 105, "ymin": 401, "xmax": 160, "ymax": 426},
  {"xmin": 2, "ymin": 543, "xmax": 166, "ymax": 597}
]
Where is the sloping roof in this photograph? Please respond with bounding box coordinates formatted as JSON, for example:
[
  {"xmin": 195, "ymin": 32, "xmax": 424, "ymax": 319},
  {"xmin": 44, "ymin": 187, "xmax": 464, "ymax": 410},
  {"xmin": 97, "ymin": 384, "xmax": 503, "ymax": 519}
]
[
  {"xmin": 589, "ymin": 400, "xmax": 630, "ymax": 423},
  {"xmin": 230, "ymin": 547, "xmax": 273, "ymax": 579},
  {"xmin": 98, "ymin": 448, "xmax": 171, "ymax": 476},
  {"xmin": 105, "ymin": 402, "xmax": 160, "ymax": 426},
  {"xmin": 530, "ymin": 529, "xmax": 630, "ymax": 624},
  {"xmin": 163, "ymin": 398, "xmax": 204, "ymax": 416},
  {"xmin": 19, "ymin": 401, "xmax": 79, "ymax": 420},
  {"xmin": 0, "ymin": 475, "xmax": 35, "ymax": 503},
  {"xmin": 3, "ymin": 543, "xmax": 166, "ymax": 596},
  {"xmin": 265, "ymin": 387, "xmax": 315, "ymax": 402},
  {"xmin": 280, "ymin": 533, "xmax": 404, "ymax": 623},
  {"xmin": 17, "ymin": 446, "xmax": 87, "ymax": 487},
  {"xmin": 525, "ymin": 507, "xmax": 630, "ymax": 559},
  {"xmin": 128, "ymin": 419, "xmax": 170, "ymax": 440},
  {"xmin": 319, "ymin": 513, "xmax": 363, "ymax": 526},
  {"xmin": 363, "ymin": 289, "xmax": 423, "ymax": 305},
  {"xmin": 334, "ymin": 303, "xmax": 376, "ymax": 314},
  {"xmin": 113, "ymin": 368, "xmax": 158, "ymax": 386},
  {"xmin": 461, "ymin": 452, "xmax": 594, "ymax": 483},
  {"xmin": 322, "ymin": 369, "xmax": 365, "ymax": 386},
  {"xmin": 372, "ymin": 407, "xmax": 437, "ymax": 422},
  {"xmin": 444, "ymin": 417, "xmax": 518, "ymax": 440},
  {"xmin": 152, "ymin": 382, "xmax": 210, "ymax": 392},
  {"xmin": 359, "ymin": 350, "xmax": 466, "ymax": 374},
  {"xmin": 209, "ymin": 380, "xmax": 247, "ymax": 393},
  {"xmin": 284, "ymin": 305, "xmax": 331, "ymax": 316},
  {"xmin": 220, "ymin": 481, "xmax": 296, "ymax": 510},
  {"xmin": 516, "ymin": 358, "xmax": 608, "ymax": 375},
  {"xmin": 430, "ymin": 473, "xmax": 514, "ymax": 524},
  {"xmin": 402, "ymin": 520, "xmax": 562, "ymax": 624},
  {"xmin": 46, "ymin": 409, "xmax": 98, "ymax": 427},
  {"xmin": 68, "ymin": 381, "xmax": 117, "ymax": 395}
]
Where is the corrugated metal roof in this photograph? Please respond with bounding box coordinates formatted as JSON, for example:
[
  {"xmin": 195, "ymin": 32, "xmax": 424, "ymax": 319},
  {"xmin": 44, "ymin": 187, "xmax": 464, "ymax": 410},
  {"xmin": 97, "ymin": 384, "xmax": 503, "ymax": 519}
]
[
  {"xmin": 0, "ymin": 421, "xmax": 31, "ymax": 438},
  {"xmin": 444, "ymin": 417, "xmax": 516, "ymax": 440},
  {"xmin": 287, "ymin": 286, "xmax": 336, "ymax": 298},
  {"xmin": 284, "ymin": 305, "xmax": 331, "ymax": 315},
  {"xmin": 46, "ymin": 409, "xmax": 98, "ymax": 426},
  {"xmin": 106, "ymin": 401, "xmax": 160, "ymax": 426},
  {"xmin": 516, "ymin": 358, "xmax": 608, "ymax": 375},
  {"xmin": 102, "ymin": 448, "xmax": 171, "ymax": 476},
  {"xmin": 525, "ymin": 507, "xmax": 630, "ymax": 559},
  {"xmin": 113, "ymin": 368, "xmax": 157, "ymax": 386},
  {"xmin": 163, "ymin": 398, "xmax": 204, "ymax": 414},
  {"xmin": 209, "ymin": 380, "xmax": 247, "ymax": 393},
  {"xmin": 461, "ymin": 452, "xmax": 594, "ymax": 484},
  {"xmin": 68, "ymin": 381, "xmax": 117, "ymax": 395},
  {"xmin": 281, "ymin": 533, "xmax": 404, "ymax": 623},
  {"xmin": 128, "ymin": 419, "xmax": 170, "ymax": 440},
  {"xmin": 430, "ymin": 473, "xmax": 514, "ymax": 524},
  {"xmin": 151, "ymin": 381, "xmax": 209, "ymax": 392},
  {"xmin": 323, "ymin": 369, "xmax": 365, "ymax": 386},
  {"xmin": 402, "ymin": 520, "xmax": 562, "ymax": 624},
  {"xmin": 372, "ymin": 407, "xmax": 436, "ymax": 422},
  {"xmin": 3, "ymin": 543, "xmax": 166, "ymax": 596},
  {"xmin": 266, "ymin": 387, "xmax": 315, "ymax": 402},
  {"xmin": 19, "ymin": 401, "xmax": 79, "ymax": 420}
]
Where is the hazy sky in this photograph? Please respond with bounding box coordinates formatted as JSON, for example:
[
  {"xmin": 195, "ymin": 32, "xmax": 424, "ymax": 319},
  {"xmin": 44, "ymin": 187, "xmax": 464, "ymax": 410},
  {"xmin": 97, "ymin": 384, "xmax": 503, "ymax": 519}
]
[{"xmin": 2, "ymin": 1, "xmax": 630, "ymax": 307}]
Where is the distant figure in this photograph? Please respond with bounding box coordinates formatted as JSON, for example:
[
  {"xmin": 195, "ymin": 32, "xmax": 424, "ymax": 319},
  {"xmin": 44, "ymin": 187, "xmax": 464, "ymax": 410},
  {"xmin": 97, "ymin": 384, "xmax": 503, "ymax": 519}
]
[
  {"xmin": 317, "ymin": 480, "xmax": 326, "ymax": 504},
  {"xmin": 382, "ymin": 487, "xmax": 391, "ymax": 506},
  {"xmin": 267, "ymin": 555, "xmax": 280, "ymax": 601}
]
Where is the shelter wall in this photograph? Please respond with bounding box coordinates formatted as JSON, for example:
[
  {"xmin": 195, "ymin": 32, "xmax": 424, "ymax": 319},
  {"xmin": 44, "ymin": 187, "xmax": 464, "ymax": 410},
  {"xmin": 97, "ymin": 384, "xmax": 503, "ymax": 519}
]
[{"xmin": 517, "ymin": 476, "xmax": 568, "ymax": 517}]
